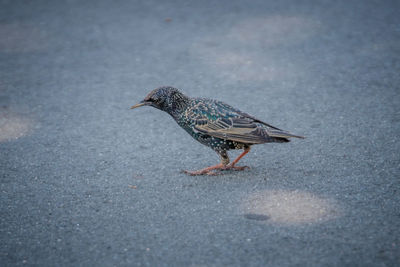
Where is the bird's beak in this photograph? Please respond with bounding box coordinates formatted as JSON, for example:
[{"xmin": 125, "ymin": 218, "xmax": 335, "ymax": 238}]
[{"xmin": 130, "ymin": 101, "xmax": 147, "ymax": 109}]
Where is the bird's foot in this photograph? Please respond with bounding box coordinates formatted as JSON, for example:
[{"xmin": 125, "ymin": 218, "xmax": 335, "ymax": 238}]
[
  {"xmin": 224, "ymin": 165, "xmax": 250, "ymax": 171},
  {"xmin": 183, "ymin": 169, "xmax": 219, "ymax": 176},
  {"xmin": 183, "ymin": 163, "xmax": 225, "ymax": 176},
  {"xmin": 183, "ymin": 164, "xmax": 249, "ymax": 176}
]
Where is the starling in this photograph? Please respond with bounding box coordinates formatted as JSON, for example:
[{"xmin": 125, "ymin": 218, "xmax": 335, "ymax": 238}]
[{"xmin": 130, "ymin": 86, "xmax": 304, "ymax": 175}]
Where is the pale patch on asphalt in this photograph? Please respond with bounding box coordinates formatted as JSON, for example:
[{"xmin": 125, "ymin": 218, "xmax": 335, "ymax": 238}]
[
  {"xmin": 191, "ymin": 16, "xmax": 320, "ymax": 81},
  {"xmin": 242, "ymin": 190, "xmax": 340, "ymax": 225},
  {"xmin": 0, "ymin": 109, "xmax": 33, "ymax": 142}
]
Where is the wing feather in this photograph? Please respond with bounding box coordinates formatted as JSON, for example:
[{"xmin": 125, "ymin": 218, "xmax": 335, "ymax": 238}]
[
  {"xmin": 193, "ymin": 117, "xmax": 271, "ymax": 144},
  {"xmin": 188, "ymin": 99, "xmax": 304, "ymax": 144}
]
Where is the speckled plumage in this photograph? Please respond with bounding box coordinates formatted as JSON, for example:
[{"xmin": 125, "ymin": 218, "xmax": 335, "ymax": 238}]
[{"xmin": 131, "ymin": 86, "xmax": 304, "ymax": 175}]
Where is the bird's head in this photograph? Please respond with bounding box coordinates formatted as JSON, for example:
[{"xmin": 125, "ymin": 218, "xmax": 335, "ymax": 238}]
[{"xmin": 130, "ymin": 86, "xmax": 189, "ymax": 113}]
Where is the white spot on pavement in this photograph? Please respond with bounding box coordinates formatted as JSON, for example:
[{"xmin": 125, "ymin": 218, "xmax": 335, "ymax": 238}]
[
  {"xmin": 0, "ymin": 109, "xmax": 33, "ymax": 142},
  {"xmin": 242, "ymin": 189, "xmax": 341, "ymax": 225}
]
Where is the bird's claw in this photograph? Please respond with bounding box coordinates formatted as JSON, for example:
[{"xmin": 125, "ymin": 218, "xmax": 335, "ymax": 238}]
[
  {"xmin": 227, "ymin": 165, "xmax": 250, "ymax": 171},
  {"xmin": 183, "ymin": 165, "xmax": 249, "ymax": 176},
  {"xmin": 183, "ymin": 170, "xmax": 218, "ymax": 176}
]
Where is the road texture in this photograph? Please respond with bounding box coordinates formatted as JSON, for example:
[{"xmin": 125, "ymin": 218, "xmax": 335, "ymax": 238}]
[{"xmin": 1, "ymin": 0, "xmax": 400, "ymax": 266}]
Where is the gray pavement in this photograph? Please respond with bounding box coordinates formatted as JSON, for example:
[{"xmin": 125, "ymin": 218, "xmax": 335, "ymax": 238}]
[{"xmin": 1, "ymin": 0, "xmax": 400, "ymax": 266}]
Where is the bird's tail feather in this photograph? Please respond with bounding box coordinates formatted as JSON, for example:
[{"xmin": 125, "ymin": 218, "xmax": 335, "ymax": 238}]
[
  {"xmin": 268, "ymin": 129, "xmax": 305, "ymax": 139},
  {"xmin": 273, "ymin": 137, "xmax": 290, "ymax": 143}
]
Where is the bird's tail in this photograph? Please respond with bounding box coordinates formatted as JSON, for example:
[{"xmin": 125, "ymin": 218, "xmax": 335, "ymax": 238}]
[{"xmin": 267, "ymin": 129, "xmax": 305, "ymax": 139}]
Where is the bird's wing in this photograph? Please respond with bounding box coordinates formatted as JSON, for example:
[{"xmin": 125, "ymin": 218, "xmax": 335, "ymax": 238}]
[
  {"xmin": 196, "ymin": 117, "xmax": 274, "ymax": 144},
  {"xmin": 187, "ymin": 100, "xmax": 271, "ymax": 144},
  {"xmin": 213, "ymin": 100, "xmax": 284, "ymax": 130},
  {"xmin": 213, "ymin": 100, "xmax": 305, "ymax": 139},
  {"xmin": 188, "ymin": 99, "xmax": 304, "ymax": 143}
]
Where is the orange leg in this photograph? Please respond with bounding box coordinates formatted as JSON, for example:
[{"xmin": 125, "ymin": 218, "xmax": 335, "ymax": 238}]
[
  {"xmin": 226, "ymin": 146, "xmax": 251, "ymax": 170},
  {"xmin": 183, "ymin": 163, "xmax": 225, "ymax": 176},
  {"xmin": 184, "ymin": 147, "xmax": 251, "ymax": 176}
]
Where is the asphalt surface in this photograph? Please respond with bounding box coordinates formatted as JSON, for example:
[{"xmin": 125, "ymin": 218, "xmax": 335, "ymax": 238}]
[{"xmin": 1, "ymin": 0, "xmax": 400, "ymax": 266}]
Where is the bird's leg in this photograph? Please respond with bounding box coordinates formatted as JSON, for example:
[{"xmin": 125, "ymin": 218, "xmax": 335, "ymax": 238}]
[
  {"xmin": 183, "ymin": 163, "xmax": 225, "ymax": 176},
  {"xmin": 225, "ymin": 146, "xmax": 251, "ymax": 171},
  {"xmin": 183, "ymin": 151, "xmax": 230, "ymax": 176}
]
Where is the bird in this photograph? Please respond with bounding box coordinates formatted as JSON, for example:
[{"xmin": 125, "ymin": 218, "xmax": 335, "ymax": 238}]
[{"xmin": 130, "ymin": 86, "xmax": 304, "ymax": 175}]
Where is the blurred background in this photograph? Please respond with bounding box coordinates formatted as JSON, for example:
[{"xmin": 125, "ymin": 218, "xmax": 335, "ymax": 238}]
[{"xmin": 1, "ymin": 0, "xmax": 399, "ymax": 266}]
